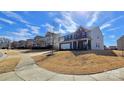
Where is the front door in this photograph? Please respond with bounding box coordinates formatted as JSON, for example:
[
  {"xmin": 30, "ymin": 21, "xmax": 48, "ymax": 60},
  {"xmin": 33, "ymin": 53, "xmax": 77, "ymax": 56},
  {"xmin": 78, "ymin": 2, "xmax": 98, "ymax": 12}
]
[
  {"xmin": 73, "ymin": 41, "xmax": 77, "ymax": 50},
  {"xmin": 78, "ymin": 40, "xmax": 87, "ymax": 50},
  {"xmin": 78, "ymin": 40, "xmax": 83, "ymax": 50}
]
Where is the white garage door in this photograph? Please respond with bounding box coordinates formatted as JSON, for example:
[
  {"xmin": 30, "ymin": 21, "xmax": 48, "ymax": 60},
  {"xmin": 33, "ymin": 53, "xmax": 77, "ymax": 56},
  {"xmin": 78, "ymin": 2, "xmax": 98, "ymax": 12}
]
[{"xmin": 61, "ymin": 43, "xmax": 71, "ymax": 49}]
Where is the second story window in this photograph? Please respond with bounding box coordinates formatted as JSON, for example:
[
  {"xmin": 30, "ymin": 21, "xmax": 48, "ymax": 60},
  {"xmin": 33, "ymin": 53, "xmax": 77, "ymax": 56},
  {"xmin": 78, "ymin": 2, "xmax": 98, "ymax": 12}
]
[
  {"xmin": 70, "ymin": 34, "xmax": 73, "ymax": 40},
  {"xmin": 81, "ymin": 32, "xmax": 87, "ymax": 38}
]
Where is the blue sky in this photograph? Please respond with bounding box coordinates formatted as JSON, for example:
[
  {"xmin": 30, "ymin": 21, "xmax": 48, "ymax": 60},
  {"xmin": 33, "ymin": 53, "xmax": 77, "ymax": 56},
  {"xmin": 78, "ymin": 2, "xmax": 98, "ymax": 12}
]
[{"xmin": 0, "ymin": 11, "xmax": 124, "ymax": 46}]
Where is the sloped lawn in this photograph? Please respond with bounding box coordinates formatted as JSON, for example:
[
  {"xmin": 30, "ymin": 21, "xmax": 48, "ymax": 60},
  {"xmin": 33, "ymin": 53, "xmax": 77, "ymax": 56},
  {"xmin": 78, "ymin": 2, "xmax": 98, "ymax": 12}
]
[
  {"xmin": 0, "ymin": 56, "xmax": 20, "ymax": 74},
  {"xmin": 32, "ymin": 50, "xmax": 124, "ymax": 75},
  {"xmin": 0, "ymin": 49, "xmax": 20, "ymax": 56}
]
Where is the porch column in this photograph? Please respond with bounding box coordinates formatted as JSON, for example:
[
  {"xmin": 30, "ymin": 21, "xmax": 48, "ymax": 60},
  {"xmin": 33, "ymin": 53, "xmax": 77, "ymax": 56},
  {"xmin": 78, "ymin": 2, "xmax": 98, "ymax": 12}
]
[
  {"xmin": 86, "ymin": 39, "xmax": 88, "ymax": 50},
  {"xmin": 76, "ymin": 41, "xmax": 78, "ymax": 49},
  {"xmin": 72, "ymin": 41, "xmax": 73, "ymax": 49}
]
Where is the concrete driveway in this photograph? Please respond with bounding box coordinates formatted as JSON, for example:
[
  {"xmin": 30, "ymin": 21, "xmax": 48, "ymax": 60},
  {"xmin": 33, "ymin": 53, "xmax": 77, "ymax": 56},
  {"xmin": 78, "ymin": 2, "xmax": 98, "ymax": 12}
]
[{"xmin": 0, "ymin": 51, "xmax": 124, "ymax": 81}]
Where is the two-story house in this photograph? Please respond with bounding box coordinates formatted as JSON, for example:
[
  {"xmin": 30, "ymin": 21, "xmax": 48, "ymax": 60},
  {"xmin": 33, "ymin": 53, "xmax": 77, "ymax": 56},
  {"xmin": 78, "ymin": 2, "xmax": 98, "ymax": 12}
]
[
  {"xmin": 45, "ymin": 31, "xmax": 60, "ymax": 49},
  {"xmin": 59, "ymin": 26, "xmax": 104, "ymax": 50},
  {"xmin": 26, "ymin": 39, "xmax": 34, "ymax": 49},
  {"xmin": 34, "ymin": 36, "xmax": 46, "ymax": 48},
  {"xmin": 117, "ymin": 35, "xmax": 124, "ymax": 50}
]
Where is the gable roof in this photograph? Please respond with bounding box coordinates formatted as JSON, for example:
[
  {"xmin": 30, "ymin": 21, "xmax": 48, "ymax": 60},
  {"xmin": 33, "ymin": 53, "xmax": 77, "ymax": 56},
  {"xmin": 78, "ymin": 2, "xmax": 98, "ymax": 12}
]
[{"xmin": 45, "ymin": 31, "xmax": 59, "ymax": 37}]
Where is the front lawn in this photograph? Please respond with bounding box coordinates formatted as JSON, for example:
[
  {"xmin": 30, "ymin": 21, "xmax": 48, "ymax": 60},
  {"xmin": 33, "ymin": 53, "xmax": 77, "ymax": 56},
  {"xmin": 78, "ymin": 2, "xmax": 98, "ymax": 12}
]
[
  {"xmin": 32, "ymin": 50, "xmax": 124, "ymax": 75},
  {"xmin": 0, "ymin": 49, "xmax": 21, "ymax": 74},
  {"xmin": 0, "ymin": 56, "xmax": 20, "ymax": 74},
  {"xmin": 0, "ymin": 49, "xmax": 20, "ymax": 56}
]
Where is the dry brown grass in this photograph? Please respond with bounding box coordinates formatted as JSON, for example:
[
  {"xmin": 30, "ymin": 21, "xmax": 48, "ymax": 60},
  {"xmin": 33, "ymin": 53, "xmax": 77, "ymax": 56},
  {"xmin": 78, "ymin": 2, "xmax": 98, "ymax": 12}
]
[
  {"xmin": 33, "ymin": 50, "xmax": 124, "ymax": 75},
  {"xmin": 0, "ymin": 56, "xmax": 20, "ymax": 74},
  {"xmin": 0, "ymin": 49, "xmax": 20, "ymax": 56},
  {"xmin": 113, "ymin": 50, "xmax": 124, "ymax": 57}
]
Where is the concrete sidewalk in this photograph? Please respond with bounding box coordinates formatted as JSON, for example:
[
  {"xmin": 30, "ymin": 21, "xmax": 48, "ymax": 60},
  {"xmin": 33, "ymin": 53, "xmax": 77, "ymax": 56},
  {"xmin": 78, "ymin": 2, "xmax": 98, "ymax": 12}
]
[{"xmin": 0, "ymin": 52, "xmax": 124, "ymax": 81}]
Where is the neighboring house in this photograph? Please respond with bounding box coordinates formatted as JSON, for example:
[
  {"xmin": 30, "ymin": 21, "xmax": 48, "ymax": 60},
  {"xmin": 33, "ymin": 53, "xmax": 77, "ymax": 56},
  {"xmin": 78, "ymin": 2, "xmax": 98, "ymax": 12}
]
[
  {"xmin": 45, "ymin": 31, "xmax": 60, "ymax": 49},
  {"xmin": 117, "ymin": 35, "xmax": 124, "ymax": 50},
  {"xmin": 18, "ymin": 40, "xmax": 26, "ymax": 48},
  {"xmin": 11, "ymin": 41, "xmax": 19, "ymax": 49},
  {"xmin": 59, "ymin": 26, "xmax": 104, "ymax": 50},
  {"xmin": 11, "ymin": 40, "xmax": 26, "ymax": 49},
  {"xmin": 34, "ymin": 36, "xmax": 46, "ymax": 48},
  {"xmin": 109, "ymin": 46, "xmax": 117, "ymax": 50},
  {"xmin": 8, "ymin": 26, "xmax": 104, "ymax": 51},
  {"xmin": 26, "ymin": 39, "xmax": 34, "ymax": 48},
  {"xmin": 0, "ymin": 37, "xmax": 10, "ymax": 49}
]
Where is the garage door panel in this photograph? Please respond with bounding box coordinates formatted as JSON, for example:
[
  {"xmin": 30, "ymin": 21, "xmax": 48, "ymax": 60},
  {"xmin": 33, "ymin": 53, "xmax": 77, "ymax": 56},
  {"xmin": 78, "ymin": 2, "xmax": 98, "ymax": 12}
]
[{"xmin": 61, "ymin": 43, "xmax": 71, "ymax": 49}]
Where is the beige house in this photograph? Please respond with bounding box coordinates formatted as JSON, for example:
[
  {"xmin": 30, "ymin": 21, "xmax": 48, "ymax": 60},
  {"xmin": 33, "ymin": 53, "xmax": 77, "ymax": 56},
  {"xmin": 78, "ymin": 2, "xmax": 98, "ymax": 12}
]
[
  {"xmin": 11, "ymin": 40, "xmax": 27, "ymax": 49},
  {"xmin": 117, "ymin": 35, "xmax": 124, "ymax": 50},
  {"xmin": 34, "ymin": 36, "xmax": 46, "ymax": 48},
  {"xmin": 18, "ymin": 40, "xmax": 26, "ymax": 48},
  {"xmin": 109, "ymin": 46, "xmax": 117, "ymax": 50},
  {"xmin": 11, "ymin": 41, "xmax": 17, "ymax": 48},
  {"xmin": 26, "ymin": 39, "xmax": 34, "ymax": 48},
  {"xmin": 45, "ymin": 31, "xmax": 60, "ymax": 49}
]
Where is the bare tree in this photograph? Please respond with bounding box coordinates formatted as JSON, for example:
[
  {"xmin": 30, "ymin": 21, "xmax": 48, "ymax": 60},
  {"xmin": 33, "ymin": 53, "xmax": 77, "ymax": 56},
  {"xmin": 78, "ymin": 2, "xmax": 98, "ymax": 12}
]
[
  {"xmin": 122, "ymin": 49, "xmax": 124, "ymax": 57},
  {"xmin": 51, "ymin": 32, "xmax": 54, "ymax": 55},
  {"xmin": 8, "ymin": 40, "xmax": 11, "ymax": 49},
  {"xmin": 51, "ymin": 22, "xmax": 56, "ymax": 55},
  {"xmin": 122, "ymin": 40, "xmax": 124, "ymax": 57}
]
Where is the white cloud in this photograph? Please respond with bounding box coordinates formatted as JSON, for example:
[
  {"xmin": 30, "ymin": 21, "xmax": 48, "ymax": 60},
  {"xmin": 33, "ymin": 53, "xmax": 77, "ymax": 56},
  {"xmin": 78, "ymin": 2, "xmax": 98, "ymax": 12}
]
[
  {"xmin": 48, "ymin": 12, "xmax": 57, "ymax": 17},
  {"xmin": 100, "ymin": 23, "xmax": 111, "ymax": 30},
  {"xmin": 11, "ymin": 28, "xmax": 34, "ymax": 40},
  {"xmin": 58, "ymin": 24, "xmax": 66, "ymax": 34},
  {"xmin": 107, "ymin": 16, "xmax": 124, "ymax": 23},
  {"xmin": 0, "ymin": 17, "xmax": 15, "ymax": 24},
  {"xmin": 86, "ymin": 12, "xmax": 100, "ymax": 27},
  {"xmin": 76, "ymin": 11, "xmax": 92, "ymax": 19},
  {"xmin": 1, "ymin": 11, "xmax": 42, "ymax": 36},
  {"xmin": 106, "ymin": 27, "xmax": 121, "ymax": 31},
  {"xmin": 42, "ymin": 23, "xmax": 54, "ymax": 32},
  {"xmin": 54, "ymin": 12, "xmax": 79, "ymax": 33},
  {"xmin": 11, "ymin": 28, "xmax": 33, "ymax": 40},
  {"xmin": 1, "ymin": 11, "xmax": 29, "ymax": 24},
  {"xmin": 26, "ymin": 25, "xmax": 41, "ymax": 34},
  {"xmin": 55, "ymin": 18, "xmax": 62, "ymax": 24},
  {"xmin": 42, "ymin": 23, "xmax": 64, "ymax": 34},
  {"xmin": 12, "ymin": 29, "xmax": 31, "ymax": 36},
  {"xmin": 41, "ymin": 12, "xmax": 79, "ymax": 34},
  {"xmin": 0, "ymin": 35, "xmax": 13, "ymax": 40},
  {"xmin": 100, "ymin": 16, "xmax": 124, "ymax": 30},
  {"xmin": 109, "ymin": 35, "xmax": 115, "ymax": 38}
]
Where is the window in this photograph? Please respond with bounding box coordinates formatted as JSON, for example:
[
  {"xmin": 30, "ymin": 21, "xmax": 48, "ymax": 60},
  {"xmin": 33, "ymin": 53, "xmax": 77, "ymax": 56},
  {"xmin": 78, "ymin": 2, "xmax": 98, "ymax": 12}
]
[
  {"xmin": 96, "ymin": 43, "xmax": 100, "ymax": 48},
  {"xmin": 70, "ymin": 35, "xmax": 72, "ymax": 39},
  {"xmin": 64, "ymin": 35, "xmax": 69, "ymax": 41},
  {"xmin": 67, "ymin": 35, "xmax": 69, "ymax": 40},
  {"xmin": 68, "ymin": 35, "xmax": 71, "ymax": 40},
  {"xmin": 82, "ymin": 32, "xmax": 87, "ymax": 38}
]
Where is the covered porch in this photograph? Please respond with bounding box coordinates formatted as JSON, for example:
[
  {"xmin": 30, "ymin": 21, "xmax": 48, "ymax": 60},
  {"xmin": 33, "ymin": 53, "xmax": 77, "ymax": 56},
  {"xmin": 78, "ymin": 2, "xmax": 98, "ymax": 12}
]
[{"xmin": 60, "ymin": 38, "xmax": 91, "ymax": 50}]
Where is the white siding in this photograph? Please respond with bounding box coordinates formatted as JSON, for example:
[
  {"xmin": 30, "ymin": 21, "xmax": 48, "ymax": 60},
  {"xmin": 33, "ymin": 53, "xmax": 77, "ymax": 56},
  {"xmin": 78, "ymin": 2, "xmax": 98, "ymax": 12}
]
[
  {"xmin": 90, "ymin": 27, "xmax": 104, "ymax": 50},
  {"xmin": 117, "ymin": 36, "xmax": 124, "ymax": 50}
]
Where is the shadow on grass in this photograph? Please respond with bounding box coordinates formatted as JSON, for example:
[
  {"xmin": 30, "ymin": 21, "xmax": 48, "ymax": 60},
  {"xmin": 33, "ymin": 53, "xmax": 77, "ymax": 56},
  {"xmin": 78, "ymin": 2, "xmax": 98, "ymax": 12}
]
[
  {"xmin": 20, "ymin": 49, "xmax": 50, "ymax": 53},
  {"xmin": 71, "ymin": 50, "xmax": 117, "ymax": 56}
]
